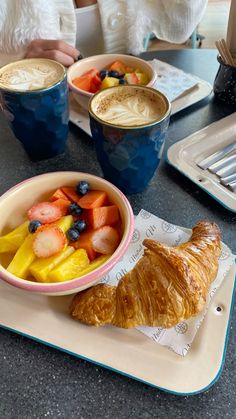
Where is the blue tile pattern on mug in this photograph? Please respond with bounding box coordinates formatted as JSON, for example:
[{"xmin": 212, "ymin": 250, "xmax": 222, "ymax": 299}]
[
  {"xmin": 0, "ymin": 73, "xmax": 69, "ymax": 161},
  {"xmin": 90, "ymin": 116, "xmax": 170, "ymax": 195}
]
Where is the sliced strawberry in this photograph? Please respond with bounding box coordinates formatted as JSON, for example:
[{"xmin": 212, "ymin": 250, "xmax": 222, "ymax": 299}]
[
  {"xmin": 33, "ymin": 225, "xmax": 67, "ymax": 258},
  {"xmin": 91, "ymin": 226, "xmax": 120, "ymax": 255},
  {"xmin": 124, "ymin": 73, "xmax": 139, "ymax": 85},
  {"xmin": 28, "ymin": 202, "xmax": 63, "ymax": 224}
]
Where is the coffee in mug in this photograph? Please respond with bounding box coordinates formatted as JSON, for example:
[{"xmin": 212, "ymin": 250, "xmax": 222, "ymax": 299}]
[{"xmin": 93, "ymin": 87, "xmax": 167, "ymax": 126}]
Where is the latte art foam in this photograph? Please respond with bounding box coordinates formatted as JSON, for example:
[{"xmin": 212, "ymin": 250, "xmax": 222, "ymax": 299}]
[
  {"xmin": 93, "ymin": 88, "xmax": 167, "ymax": 127},
  {"xmin": 0, "ymin": 59, "xmax": 65, "ymax": 91}
]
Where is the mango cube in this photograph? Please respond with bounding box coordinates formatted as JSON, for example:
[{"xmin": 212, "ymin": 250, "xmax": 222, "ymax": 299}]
[
  {"xmin": 70, "ymin": 254, "xmax": 111, "ymax": 278},
  {"xmin": 0, "ymin": 221, "xmax": 29, "ymax": 253},
  {"xmin": 55, "ymin": 215, "xmax": 73, "ymax": 233},
  {"xmin": 29, "ymin": 246, "xmax": 75, "ymax": 282},
  {"xmin": 135, "ymin": 72, "xmax": 149, "ymax": 85},
  {"xmin": 101, "ymin": 77, "xmax": 119, "ymax": 90},
  {"xmin": 48, "ymin": 248, "xmax": 90, "ymax": 282},
  {"xmin": 7, "ymin": 234, "xmax": 35, "ymax": 279}
]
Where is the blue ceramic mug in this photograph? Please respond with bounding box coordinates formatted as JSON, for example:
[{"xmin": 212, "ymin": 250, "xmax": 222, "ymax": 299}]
[
  {"xmin": 88, "ymin": 85, "xmax": 171, "ymax": 194},
  {"xmin": 0, "ymin": 58, "xmax": 69, "ymax": 161}
]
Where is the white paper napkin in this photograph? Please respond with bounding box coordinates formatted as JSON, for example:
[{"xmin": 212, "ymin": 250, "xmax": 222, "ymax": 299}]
[
  {"xmin": 149, "ymin": 59, "xmax": 199, "ymax": 102},
  {"xmin": 99, "ymin": 210, "xmax": 235, "ymax": 356}
]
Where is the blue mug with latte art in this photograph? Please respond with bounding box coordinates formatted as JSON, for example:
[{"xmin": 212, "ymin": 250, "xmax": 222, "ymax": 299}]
[
  {"xmin": 89, "ymin": 85, "xmax": 171, "ymax": 195},
  {"xmin": 0, "ymin": 58, "xmax": 69, "ymax": 161}
]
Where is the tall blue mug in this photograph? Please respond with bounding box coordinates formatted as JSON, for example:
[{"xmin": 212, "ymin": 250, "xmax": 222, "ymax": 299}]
[
  {"xmin": 0, "ymin": 58, "xmax": 69, "ymax": 161},
  {"xmin": 88, "ymin": 85, "xmax": 171, "ymax": 194}
]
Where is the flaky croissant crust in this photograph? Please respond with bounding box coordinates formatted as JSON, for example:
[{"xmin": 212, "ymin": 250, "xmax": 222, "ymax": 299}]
[{"xmin": 70, "ymin": 221, "xmax": 221, "ymax": 329}]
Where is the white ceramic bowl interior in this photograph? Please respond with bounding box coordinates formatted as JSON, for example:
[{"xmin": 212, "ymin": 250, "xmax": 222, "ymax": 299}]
[
  {"xmin": 0, "ymin": 172, "xmax": 134, "ymax": 296},
  {"xmin": 67, "ymin": 53, "xmax": 157, "ymax": 110}
]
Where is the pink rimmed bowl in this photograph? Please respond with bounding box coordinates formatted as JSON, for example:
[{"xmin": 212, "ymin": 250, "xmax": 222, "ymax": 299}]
[{"xmin": 0, "ymin": 171, "xmax": 134, "ymax": 295}]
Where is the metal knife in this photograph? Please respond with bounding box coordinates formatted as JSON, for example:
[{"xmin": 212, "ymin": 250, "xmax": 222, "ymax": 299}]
[
  {"xmin": 197, "ymin": 141, "xmax": 236, "ymax": 169},
  {"xmin": 208, "ymin": 154, "xmax": 236, "ymax": 173},
  {"xmin": 220, "ymin": 173, "xmax": 236, "ymax": 185},
  {"xmin": 216, "ymin": 160, "xmax": 236, "ymax": 178},
  {"xmin": 229, "ymin": 181, "xmax": 236, "ymax": 192}
]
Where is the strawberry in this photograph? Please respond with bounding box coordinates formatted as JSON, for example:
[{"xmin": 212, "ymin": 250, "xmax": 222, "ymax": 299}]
[
  {"xmin": 33, "ymin": 225, "xmax": 67, "ymax": 258},
  {"xmin": 91, "ymin": 226, "xmax": 120, "ymax": 255},
  {"xmin": 28, "ymin": 202, "xmax": 63, "ymax": 224},
  {"xmin": 124, "ymin": 73, "xmax": 139, "ymax": 85}
]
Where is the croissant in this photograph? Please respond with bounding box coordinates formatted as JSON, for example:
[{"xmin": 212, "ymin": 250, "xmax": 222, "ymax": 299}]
[{"xmin": 70, "ymin": 221, "xmax": 221, "ymax": 329}]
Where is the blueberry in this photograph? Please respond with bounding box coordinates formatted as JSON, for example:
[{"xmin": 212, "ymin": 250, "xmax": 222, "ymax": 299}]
[
  {"xmin": 119, "ymin": 79, "xmax": 128, "ymax": 85},
  {"xmin": 67, "ymin": 228, "xmax": 80, "ymax": 242},
  {"xmin": 108, "ymin": 70, "xmax": 121, "ymax": 78},
  {"xmin": 69, "ymin": 203, "xmax": 83, "ymax": 216},
  {"xmin": 73, "ymin": 219, "xmax": 87, "ymax": 233},
  {"xmin": 99, "ymin": 70, "xmax": 109, "ymax": 80},
  {"xmin": 28, "ymin": 220, "xmax": 42, "ymax": 233},
  {"xmin": 76, "ymin": 180, "xmax": 90, "ymax": 196}
]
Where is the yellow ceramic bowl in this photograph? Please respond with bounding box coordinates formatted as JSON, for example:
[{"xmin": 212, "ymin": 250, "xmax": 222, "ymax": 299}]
[{"xmin": 0, "ymin": 172, "xmax": 134, "ymax": 295}]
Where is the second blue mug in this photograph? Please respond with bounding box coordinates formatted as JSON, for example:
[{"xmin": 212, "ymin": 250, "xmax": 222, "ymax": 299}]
[{"xmin": 88, "ymin": 85, "xmax": 171, "ymax": 195}]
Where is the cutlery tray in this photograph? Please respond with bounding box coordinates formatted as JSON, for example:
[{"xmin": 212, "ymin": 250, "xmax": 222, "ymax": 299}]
[{"xmin": 167, "ymin": 112, "xmax": 236, "ymax": 212}]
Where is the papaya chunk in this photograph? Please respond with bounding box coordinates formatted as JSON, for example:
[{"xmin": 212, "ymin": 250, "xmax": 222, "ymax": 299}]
[
  {"xmin": 107, "ymin": 60, "xmax": 126, "ymax": 73},
  {"xmin": 86, "ymin": 205, "xmax": 120, "ymax": 230},
  {"xmin": 72, "ymin": 69, "xmax": 100, "ymax": 92},
  {"xmin": 52, "ymin": 198, "xmax": 70, "ymax": 216},
  {"xmin": 72, "ymin": 229, "xmax": 97, "ymax": 261},
  {"xmin": 78, "ymin": 190, "xmax": 107, "ymax": 209},
  {"xmin": 50, "ymin": 188, "xmax": 71, "ymax": 202},
  {"xmin": 61, "ymin": 186, "xmax": 81, "ymax": 204}
]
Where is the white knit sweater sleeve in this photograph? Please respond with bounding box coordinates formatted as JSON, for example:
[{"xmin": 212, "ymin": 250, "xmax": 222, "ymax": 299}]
[
  {"xmin": 97, "ymin": 0, "xmax": 208, "ymax": 55},
  {"xmin": 0, "ymin": 0, "xmax": 76, "ymax": 68}
]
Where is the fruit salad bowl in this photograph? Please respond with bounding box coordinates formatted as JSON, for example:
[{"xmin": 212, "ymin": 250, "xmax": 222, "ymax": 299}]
[
  {"xmin": 0, "ymin": 172, "xmax": 134, "ymax": 296},
  {"xmin": 67, "ymin": 53, "xmax": 157, "ymax": 110}
]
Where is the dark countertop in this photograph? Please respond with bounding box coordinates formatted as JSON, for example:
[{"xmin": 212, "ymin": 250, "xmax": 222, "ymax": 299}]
[{"xmin": 0, "ymin": 49, "xmax": 236, "ymax": 418}]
